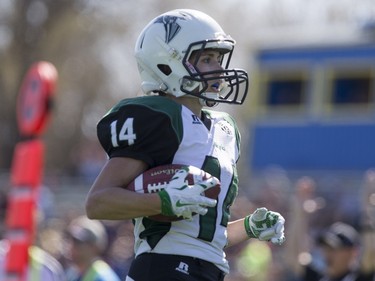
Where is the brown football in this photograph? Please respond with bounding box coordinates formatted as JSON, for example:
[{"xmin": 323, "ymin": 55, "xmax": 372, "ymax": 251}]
[{"xmin": 126, "ymin": 164, "xmax": 221, "ymax": 222}]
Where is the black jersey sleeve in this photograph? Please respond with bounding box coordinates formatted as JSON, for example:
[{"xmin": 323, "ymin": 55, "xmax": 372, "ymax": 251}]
[{"xmin": 96, "ymin": 97, "xmax": 183, "ymax": 167}]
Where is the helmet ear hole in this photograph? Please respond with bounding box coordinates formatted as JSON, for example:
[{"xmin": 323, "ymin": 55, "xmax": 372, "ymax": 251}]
[{"xmin": 157, "ymin": 64, "xmax": 172, "ymax": 76}]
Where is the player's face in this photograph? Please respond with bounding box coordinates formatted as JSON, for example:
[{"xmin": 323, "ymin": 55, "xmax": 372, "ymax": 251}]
[
  {"xmin": 321, "ymin": 246, "xmax": 357, "ymax": 278},
  {"xmin": 193, "ymin": 50, "xmax": 223, "ymax": 72},
  {"xmin": 189, "ymin": 49, "xmax": 224, "ymax": 93},
  {"xmin": 68, "ymin": 237, "xmax": 98, "ymax": 264}
]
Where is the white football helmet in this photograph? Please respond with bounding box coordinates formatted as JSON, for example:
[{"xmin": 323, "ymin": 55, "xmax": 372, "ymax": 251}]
[{"xmin": 134, "ymin": 9, "xmax": 249, "ymax": 106}]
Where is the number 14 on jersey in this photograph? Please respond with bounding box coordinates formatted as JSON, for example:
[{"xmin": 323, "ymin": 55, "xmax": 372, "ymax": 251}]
[{"xmin": 110, "ymin": 118, "xmax": 137, "ymax": 147}]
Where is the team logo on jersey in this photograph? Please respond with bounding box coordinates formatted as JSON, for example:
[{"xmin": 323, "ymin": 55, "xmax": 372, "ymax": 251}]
[
  {"xmin": 154, "ymin": 15, "xmax": 187, "ymax": 43},
  {"xmin": 218, "ymin": 120, "xmax": 233, "ymax": 136},
  {"xmin": 191, "ymin": 114, "xmax": 202, "ymax": 124},
  {"xmin": 175, "ymin": 261, "xmax": 190, "ymax": 275}
]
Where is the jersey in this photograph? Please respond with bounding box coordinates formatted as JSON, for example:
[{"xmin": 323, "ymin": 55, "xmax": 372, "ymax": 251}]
[{"xmin": 97, "ymin": 95, "xmax": 241, "ymax": 274}]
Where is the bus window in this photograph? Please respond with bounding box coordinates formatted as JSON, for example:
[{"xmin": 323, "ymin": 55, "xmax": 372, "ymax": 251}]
[
  {"xmin": 267, "ymin": 78, "xmax": 305, "ymax": 106},
  {"xmin": 332, "ymin": 74, "xmax": 372, "ymax": 104}
]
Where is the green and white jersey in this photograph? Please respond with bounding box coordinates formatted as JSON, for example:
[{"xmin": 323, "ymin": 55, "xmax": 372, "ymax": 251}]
[{"xmin": 97, "ymin": 95, "xmax": 241, "ymax": 273}]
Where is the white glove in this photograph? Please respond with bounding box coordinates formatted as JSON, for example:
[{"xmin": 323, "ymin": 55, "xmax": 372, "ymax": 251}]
[
  {"xmin": 244, "ymin": 207, "xmax": 286, "ymax": 245},
  {"xmin": 158, "ymin": 167, "xmax": 219, "ymax": 220}
]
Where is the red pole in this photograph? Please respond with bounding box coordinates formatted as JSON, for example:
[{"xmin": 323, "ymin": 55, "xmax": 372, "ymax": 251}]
[{"xmin": 4, "ymin": 62, "xmax": 57, "ymax": 281}]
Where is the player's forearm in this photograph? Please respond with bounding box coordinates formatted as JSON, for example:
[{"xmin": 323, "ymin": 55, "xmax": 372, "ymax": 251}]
[
  {"xmin": 85, "ymin": 187, "xmax": 161, "ymax": 220},
  {"xmin": 226, "ymin": 218, "xmax": 249, "ymax": 247}
]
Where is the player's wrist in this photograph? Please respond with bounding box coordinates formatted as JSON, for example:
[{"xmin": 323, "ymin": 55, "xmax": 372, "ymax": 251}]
[
  {"xmin": 158, "ymin": 189, "xmax": 174, "ymax": 216},
  {"xmin": 244, "ymin": 215, "xmax": 256, "ymax": 238}
]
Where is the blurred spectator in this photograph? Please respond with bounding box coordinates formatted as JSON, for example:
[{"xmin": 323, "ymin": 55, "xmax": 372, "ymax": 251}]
[
  {"xmin": 105, "ymin": 221, "xmax": 134, "ymax": 280},
  {"xmin": 285, "ymin": 176, "xmax": 375, "ymax": 281},
  {"xmin": 37, "ymin": 218, "xmax": 70, "ymax": 270},
  {"xmin": 315, "ymin": 222, "xmax": 363, "ymax": 279},
  {"xmin": 360, "ymin": 170, "xmax": 375, "ymax": 276},
  {"xmin": 64, "ymin": 216, "xmax": 120, "ymax": 281},
  {"xmin": 0, "ymin": 241, "xmax": 66, "ymax": 280}
]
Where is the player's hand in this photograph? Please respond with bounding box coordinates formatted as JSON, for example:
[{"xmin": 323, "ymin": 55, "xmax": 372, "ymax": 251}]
[
  {"xmin": 244, "ymin": 207, "xmax": 286, "ymax": 245},
  {"xmin": 158, "ymin": 167, "xmax": 219, "ymax": 220}
]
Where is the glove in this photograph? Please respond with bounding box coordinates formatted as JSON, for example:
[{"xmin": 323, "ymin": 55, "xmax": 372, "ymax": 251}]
[
  {"xmin": 244, "ymin": 207, "xmax": 286, "ymax": 245},
  {"xmin": 158, "ymin": 167, "xmax": 219, "ymax": 220}
]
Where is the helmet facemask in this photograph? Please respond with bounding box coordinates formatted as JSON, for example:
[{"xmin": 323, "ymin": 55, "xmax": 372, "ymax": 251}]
[{"xmin": 181, "ymin": 39, "xmax": 249, "ymax": 106}]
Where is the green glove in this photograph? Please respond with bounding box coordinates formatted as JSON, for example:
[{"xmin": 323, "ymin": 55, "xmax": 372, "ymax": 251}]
[
  {"xmin": 158, "ymin": 167, "xmax": 219, "ymax": 220},
  {"xmin": 244, "ymin": 207, "xmax": 286, "ymax": 245}
]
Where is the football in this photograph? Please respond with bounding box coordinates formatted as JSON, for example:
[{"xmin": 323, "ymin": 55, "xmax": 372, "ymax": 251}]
[{"xmin": 126, "ymin": 164, "xmax": 221, "ymax": 222}]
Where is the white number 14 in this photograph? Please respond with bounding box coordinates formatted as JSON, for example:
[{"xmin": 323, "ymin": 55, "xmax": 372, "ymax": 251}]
[{"xmin": 110, "ymin": 118, "xmax": 136, "ymax": 147}]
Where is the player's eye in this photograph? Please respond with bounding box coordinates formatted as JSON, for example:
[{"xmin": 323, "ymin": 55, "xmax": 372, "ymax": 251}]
[{"xmin": 204, "ymin": 58, "xmax": 211, "ymax": 64}]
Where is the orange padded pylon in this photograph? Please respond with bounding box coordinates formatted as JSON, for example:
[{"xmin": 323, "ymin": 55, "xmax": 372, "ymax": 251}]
[{"xmin": 10, "ymin": 140, "xmax": 44, "ymax": 188}]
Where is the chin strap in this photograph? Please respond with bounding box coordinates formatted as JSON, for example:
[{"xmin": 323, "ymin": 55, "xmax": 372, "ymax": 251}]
[
  {"xmin": 199, "ymin": 92, "xmax": 219, "ymax": 107},
  {"xmin": 199, "ymin": 98, "xmax": 218, "ymax": 107}
]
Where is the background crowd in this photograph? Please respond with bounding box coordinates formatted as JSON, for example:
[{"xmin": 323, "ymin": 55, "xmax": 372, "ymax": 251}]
[{"xmin": 0, "ymin": 160, "xmax": 373, "ymax": 281}]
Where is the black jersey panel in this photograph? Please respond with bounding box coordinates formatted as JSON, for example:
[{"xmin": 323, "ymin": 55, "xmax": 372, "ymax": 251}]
[
  {"xmin": 97, "ymin": 96, "xmax": 183, "ymax": 167},
  {"xmin": 108, "ymin": 96, "xmax": 184, "ymax": 143}
]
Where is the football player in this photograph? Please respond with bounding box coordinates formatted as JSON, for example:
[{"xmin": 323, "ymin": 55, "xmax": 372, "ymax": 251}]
[{"xmin": 85, "ymin": 9, "xmax": 286, "ymax": 281}]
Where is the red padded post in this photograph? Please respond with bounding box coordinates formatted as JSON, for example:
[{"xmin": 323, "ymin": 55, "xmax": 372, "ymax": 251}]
[
  {"xmin": 10, "ymin": 140, "xmax": 44, "ymax": 188},
  {"xmin": 4, "ymin": 61, "xmax": 57, "ymax": 281}
]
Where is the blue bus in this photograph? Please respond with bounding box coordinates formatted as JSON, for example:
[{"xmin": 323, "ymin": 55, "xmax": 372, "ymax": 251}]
[{"xmin": 249, "ymin": 42, "xmax": 375, "ymax": 171}]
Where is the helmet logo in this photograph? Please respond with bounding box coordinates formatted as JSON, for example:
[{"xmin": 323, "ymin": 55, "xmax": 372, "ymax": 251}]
[{"xmin": 154, "ymin": 15, "xmax": 186, "ymax": 43}]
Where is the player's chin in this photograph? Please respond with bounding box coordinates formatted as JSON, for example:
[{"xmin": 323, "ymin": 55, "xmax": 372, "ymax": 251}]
[
  {"xmin": 202, "ymin": 95, "xmax": 219, "ymax": 107},
  {"xmin": 204, "ymin": 97, "xmax": 217, "ymax": 106}
]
